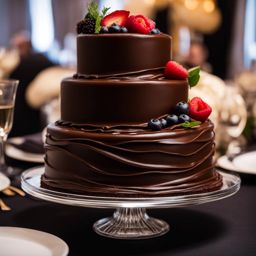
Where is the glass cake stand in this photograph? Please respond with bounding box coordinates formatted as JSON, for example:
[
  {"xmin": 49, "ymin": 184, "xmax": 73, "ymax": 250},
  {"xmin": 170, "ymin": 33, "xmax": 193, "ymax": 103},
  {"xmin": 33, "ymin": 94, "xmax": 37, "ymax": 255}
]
[{"xmin": 21, "ymin": 167, "xmax": 240, "ymax": 240}]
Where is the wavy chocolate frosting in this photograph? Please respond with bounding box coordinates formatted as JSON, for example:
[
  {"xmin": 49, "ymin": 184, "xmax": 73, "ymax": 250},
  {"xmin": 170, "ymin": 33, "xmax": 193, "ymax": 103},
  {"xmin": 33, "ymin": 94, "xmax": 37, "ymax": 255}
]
[
  {"xmin": 61, "ymin": 76, "xmax": 188, "ymax": 125},
  {"xmin": 42, "ymin": 120, "xmax": 222, "ymax": 197},
  {"xmin": 77, "ymin": 33, "xmax": 171, "ymax": 77}
]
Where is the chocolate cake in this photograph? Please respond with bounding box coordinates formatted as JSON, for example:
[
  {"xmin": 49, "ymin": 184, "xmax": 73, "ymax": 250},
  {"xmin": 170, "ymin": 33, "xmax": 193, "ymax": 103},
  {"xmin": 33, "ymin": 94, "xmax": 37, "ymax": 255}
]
[{"xmin": 42, "ymin": 5, "xmax": 222, "ymax": 197}]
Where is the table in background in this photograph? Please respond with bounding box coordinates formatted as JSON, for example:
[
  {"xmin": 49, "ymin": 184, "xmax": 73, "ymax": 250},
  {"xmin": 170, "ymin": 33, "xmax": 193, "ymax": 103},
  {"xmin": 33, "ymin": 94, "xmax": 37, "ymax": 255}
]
[{"xmin": 1, "ymin": 158, "xmax": 256, "ymax": 256}]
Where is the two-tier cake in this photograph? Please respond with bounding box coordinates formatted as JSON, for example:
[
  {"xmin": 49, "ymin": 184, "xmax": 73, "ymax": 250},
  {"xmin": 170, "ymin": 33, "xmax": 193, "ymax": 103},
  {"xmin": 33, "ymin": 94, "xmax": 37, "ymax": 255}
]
[{"xmin": 42, "ymin": 3, "xmax": 222, "ymax": 197}]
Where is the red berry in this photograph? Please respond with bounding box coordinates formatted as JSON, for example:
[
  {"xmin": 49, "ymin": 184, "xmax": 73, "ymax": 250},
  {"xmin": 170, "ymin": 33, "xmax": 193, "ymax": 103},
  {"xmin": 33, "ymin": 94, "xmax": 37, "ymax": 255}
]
[
  {"xmin": 164, "ymin": 61, "xmax": 188, "ymax": 79},
  {"xmin": 126, "ymin": 15, "xmax": 155, "ymax": 34},
  {"xmin": 189, "ymin": 97, "xmax": 212, "ymax": 122},
  {"xmin": 101, "ymin": 10, "xmax": 130, "ymax": 27},
  {"xmin": 145, "ymin": 16, "xmax": 156, "ymax": 30}
]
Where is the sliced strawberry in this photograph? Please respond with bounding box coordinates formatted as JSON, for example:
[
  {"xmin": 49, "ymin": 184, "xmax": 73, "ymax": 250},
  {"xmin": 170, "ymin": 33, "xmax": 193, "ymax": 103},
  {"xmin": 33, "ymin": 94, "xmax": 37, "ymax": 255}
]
[
  {"xmin": 126, "ymin": 15, "xmax": 155, "ymax": 34},
  {"xmin": 101, "ymin": 10, "xmax": 130, "ymax": 27},
  {"xmin": 164, "ymin": 61, "xmax": 188, "ymax": 80},
  {"xmin": 189, "ymin": 97, "xmax": 212, "ymax": 122}
]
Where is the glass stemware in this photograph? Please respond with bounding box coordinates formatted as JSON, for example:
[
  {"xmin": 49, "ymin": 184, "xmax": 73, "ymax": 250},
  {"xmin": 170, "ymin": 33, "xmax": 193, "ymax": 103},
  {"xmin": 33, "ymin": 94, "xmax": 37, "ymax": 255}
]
[
  {"xmin": 218, "ymin": 84, "xmax": 247, "ymax": 158},
  {"xmin": 0, "ymin": 79, "xmax": 19, "ymax": 176}
]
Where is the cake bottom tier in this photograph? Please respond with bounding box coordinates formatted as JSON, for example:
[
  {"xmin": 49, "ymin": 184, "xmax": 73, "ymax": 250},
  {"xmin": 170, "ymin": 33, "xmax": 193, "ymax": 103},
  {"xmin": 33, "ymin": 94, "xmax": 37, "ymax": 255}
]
[{"xmin": 42, "ymin": 121, "xmax": 223, "ymax": 197}]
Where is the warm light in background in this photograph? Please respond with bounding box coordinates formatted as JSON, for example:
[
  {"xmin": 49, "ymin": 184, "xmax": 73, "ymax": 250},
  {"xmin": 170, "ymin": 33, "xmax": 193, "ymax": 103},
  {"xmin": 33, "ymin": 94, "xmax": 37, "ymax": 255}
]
[
  {"xmin": 144, "ymin": 0, "xmax": 155, "ymax": 6},
  {"xmin": 203, "ymin": 0, "xmax": 215, "ymax": 13},
  {"xmin": 184, "ymin": 0, "xmax": 199, "ymax": 10}
]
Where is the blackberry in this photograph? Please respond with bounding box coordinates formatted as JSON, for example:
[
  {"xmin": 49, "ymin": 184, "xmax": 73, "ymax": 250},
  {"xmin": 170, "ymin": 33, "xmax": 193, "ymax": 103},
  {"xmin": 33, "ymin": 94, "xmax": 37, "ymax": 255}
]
[{"xmin": 77, "ymin": 17, "xmax": 96, "ymax": 34}]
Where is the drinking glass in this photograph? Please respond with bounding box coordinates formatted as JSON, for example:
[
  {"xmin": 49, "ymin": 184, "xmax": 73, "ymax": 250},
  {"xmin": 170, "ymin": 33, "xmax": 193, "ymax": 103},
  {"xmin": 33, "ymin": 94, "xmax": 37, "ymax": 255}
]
[{"xmin": 0, "ymin": 79, "xmax": 19, "ymax": 174}]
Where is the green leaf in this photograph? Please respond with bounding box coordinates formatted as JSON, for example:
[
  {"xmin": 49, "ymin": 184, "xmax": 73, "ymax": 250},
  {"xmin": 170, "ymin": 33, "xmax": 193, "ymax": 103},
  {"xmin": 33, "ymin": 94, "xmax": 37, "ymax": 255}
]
[
  {"xmin": 84, "ymin": 1, "xmax": 110, "ymax": 33},
  {"xmin": 86, "ymin": 1, "xmax": 99, "ymax": 20},
  {"xmin": 101, "ymin": 6, "xmax": 111, "ymax": 17},
  {"xmin": 95, "ymin": 16, "xmax": 102, "ymax": 33},
  {"xmin": 188, "ymin": 66, "xmax": 201, "ymax": 88},
  {"xmin": 180, "ymin": 121, "xmax": 202, "ymax": 128}
]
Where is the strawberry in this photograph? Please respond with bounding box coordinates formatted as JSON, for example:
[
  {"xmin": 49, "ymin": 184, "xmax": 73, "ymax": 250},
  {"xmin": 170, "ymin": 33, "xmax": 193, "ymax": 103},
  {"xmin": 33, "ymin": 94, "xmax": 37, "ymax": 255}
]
[
  {"xmin": 126, "ymin": 15, "xmax": 155, "ymax": 34},
  {"xmin": 101, "ymin": 10, "xmax": 130, "ymax": 27},
  {"xmin": 189, "ymin": 97, "xmax": 212, "ymax": 122},
  {"xmin": 164, "ymin": 61, "xmax": 188, "ymax": 80}
]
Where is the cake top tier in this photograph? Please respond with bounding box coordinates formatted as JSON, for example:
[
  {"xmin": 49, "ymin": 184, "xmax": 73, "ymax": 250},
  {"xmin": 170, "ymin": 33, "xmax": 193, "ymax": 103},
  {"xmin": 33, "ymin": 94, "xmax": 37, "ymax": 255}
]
[
  {"xmin": 76, "ymin": 2, "xmax": 172, "ymax": 77},
  {"xmin": 77, "ymin": 33, "xmax": 171, "ymax": 77}
]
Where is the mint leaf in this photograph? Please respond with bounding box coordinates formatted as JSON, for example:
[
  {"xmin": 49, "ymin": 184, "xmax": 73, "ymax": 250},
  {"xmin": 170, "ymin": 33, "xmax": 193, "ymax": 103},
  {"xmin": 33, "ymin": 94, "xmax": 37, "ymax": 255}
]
[
  {"xmin": 181, "ymin": 121, "xmax": 202, "ymax": 128},
  {"xmin": 84, "ymin": 2, "xmax": 111, "ymax": 33},
  {"xmin": 86, "ymin": 1, "xmax": 99, "ymax": 19},
  {"xmin": 94, "ymin": 6, "xmax": 110, "ymax": 33},
  {"xmin": 101, "ymin": 7, "xmax": 110, "ymax": 17},
  {"xmin": 188, "ymin": 66, "xmax": 200, "ymax": 88}
]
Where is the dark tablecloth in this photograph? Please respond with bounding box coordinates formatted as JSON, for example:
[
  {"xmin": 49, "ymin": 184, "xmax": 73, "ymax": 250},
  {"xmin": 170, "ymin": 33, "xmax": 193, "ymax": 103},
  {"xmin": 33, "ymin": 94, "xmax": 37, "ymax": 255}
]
[{"xmin": 1, "ymin": 158, "xmax": 256, "ymax": 256}]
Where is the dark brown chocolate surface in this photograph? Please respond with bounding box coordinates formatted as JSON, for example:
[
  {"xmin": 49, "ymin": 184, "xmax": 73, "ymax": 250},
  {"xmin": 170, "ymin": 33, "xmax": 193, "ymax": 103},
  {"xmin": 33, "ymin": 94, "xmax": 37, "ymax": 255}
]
[
  {"xmin": 43, "ymin": 33, "xmax": 222, "ymax": 197},
  {"xmin": 61, "ymin": 76, "xmax": 188, "ymax": 125},
  {"xmin": 42, "ymin": 120, "xmax": 222, "ymax": 197},
  {"xmin": 77, "ymin": 33, "xmax": 171, "ymax": 77}
]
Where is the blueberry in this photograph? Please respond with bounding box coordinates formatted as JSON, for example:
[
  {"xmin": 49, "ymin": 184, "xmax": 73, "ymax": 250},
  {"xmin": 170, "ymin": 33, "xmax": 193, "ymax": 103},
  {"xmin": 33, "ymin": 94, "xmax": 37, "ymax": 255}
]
[
  {"xmin": 178, "ymin": 114, "xmax": 191, "ymax": 123},
  {"xmin": 148, "ymin": 119, "xmax": 162, "ymax": 131},
  {"xmin": 174, "ymin": 101, "xmax": 189, "ymax": 116},
  {"xmin": 151, "ymin": 28, "xmax": 161, "ymax": 34},
  {"xmin": 109, "ymin": 24, "xmax": 121, "ymax": 33},
  {"xmin": 166, "ymin": 114, "xmax": 179, "ymax": 126},
  {"xmin": 160, "ymin": 118, "xmax": 167, "ymax": 128},
  {"xmin": 120, "ymin": 26, "xmax": 128, "ymax": 33},
  {"xmin": 100, "ymin": 26, "xmax": 109, "ymax": 33}
]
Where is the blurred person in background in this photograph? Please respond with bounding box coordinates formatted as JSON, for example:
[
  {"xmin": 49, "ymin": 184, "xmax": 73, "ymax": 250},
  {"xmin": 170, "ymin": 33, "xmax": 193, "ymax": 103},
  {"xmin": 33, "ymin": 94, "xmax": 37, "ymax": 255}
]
[
  {"xmin": 8, "ymin": 30, "xmax": 55, "ymax": 137},
  {"xmin": 183, "ymin": 40, "xmax": 212, "ymax": 73}
]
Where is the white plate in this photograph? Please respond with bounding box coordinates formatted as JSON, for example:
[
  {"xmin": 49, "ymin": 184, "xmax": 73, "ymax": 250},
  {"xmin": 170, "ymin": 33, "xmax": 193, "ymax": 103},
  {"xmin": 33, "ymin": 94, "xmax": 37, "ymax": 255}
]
[
  {"xmin": 0, "ymin": 227, "xmax": 69, "ymax": 256},
  {"xmin": 217, "ymin": 151, "xmax": 256, "ymax": 175},
  {"xmin": 232, "ymin": 151, "xmax": 256, "ymax": 174},
  {"xmin": 6, "ymin": 137, "xmax": 44, "ymax": 163},
  {"xmin": 0, "ymin": 173, "xmax": 10, "ymax": 191}
]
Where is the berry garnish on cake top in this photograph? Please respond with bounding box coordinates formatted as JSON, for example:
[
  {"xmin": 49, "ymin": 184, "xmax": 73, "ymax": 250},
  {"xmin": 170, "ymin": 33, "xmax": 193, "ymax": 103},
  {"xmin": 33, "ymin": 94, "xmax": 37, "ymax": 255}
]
[
  {"xmin": 126, "ymin": 15, "xmax": 156, "ymax": 34},
  {"xmin": 77, "ymin": 1, "xmax": 161, "ymax": 34},
  {"xmin": 100, "ymin": 10, "xmax": 130, "ymax": 27},
  {"xmin": 77, "ymin": 2, "xmax": 110, "ymax": 34}
]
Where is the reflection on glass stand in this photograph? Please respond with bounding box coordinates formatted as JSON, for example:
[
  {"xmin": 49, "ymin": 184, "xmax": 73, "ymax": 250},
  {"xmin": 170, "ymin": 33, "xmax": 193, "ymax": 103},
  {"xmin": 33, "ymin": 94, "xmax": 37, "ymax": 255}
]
[
  {"xmin": 22, "ymin": 167, "xmax": 240, "ymax": 240},
  {"xmin": 0, "ymin": 80, "xmax": 19, "ymax": 176}
]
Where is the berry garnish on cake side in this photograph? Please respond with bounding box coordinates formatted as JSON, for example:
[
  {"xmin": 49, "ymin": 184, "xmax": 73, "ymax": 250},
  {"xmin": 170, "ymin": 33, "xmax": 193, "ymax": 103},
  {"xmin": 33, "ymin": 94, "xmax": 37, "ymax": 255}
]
[
  {"xmin": 189, "ymin": 97, "xmax": 212, "ymax": 122},
  {"xmin": 148, "ymin": 63, "xmax": 212, "ymax": 131}
]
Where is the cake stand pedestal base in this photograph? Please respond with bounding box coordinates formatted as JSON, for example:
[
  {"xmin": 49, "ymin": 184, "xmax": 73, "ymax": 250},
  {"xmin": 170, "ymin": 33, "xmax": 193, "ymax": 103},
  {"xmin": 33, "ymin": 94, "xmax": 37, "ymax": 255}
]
[
  {"xmin": 93, "ymin": 207, "xmax": 169, "ymax": 239},
  {"xmin": 21, "ymin": 167, "xmax": 240, "ymax": 240}
]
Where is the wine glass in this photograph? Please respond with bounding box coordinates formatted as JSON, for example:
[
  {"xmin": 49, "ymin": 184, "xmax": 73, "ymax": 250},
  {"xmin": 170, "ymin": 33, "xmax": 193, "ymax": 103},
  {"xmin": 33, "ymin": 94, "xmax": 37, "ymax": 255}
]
[
  {"xmin": 218, "ymin": 84, "xmax": 247, "ymax": 158},
  {"xmin": 0, "ymin": 79, "xmax": 19, "ymax": 175}
]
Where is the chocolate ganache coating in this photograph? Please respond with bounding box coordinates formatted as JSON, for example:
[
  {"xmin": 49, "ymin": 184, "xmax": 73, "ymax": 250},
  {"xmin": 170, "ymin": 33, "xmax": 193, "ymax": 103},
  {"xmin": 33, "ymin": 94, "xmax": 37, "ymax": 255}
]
[
  {"xmin": 42, "ymin": 120, "xmax": 222, "ymax": 197},
  {"xmin": 43, "ymin": 33, "xmax": 222, "ymax": 197},
  {"xmin": 61, "ymin": 76, "xmax": 188, "ymax": 125},
  {"xmin": 77, "ymin": 34, "xmax": 171, "ymax": 77}
]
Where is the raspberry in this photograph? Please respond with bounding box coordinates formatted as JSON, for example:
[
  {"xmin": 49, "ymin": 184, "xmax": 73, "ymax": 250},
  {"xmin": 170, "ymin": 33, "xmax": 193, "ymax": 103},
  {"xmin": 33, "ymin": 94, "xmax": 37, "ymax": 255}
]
[{"xmin": 126, "ymin": 15, "xmax": 155, "ymax": 34}]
